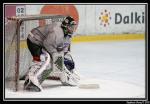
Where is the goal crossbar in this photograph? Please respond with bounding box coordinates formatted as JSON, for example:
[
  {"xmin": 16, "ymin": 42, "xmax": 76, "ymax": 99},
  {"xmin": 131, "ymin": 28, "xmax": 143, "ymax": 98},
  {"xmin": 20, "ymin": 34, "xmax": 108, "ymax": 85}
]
[{"xmin": 7, "ymin": 14, "xmax": 66, "ymax": 21}]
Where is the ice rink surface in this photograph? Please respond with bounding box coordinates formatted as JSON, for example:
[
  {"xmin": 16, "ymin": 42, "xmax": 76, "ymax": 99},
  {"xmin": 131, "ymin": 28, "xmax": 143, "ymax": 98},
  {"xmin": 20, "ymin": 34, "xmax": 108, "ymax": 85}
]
[{"xmin": 5, "ymin": 40, "xmax": 146, "ymax": 99}]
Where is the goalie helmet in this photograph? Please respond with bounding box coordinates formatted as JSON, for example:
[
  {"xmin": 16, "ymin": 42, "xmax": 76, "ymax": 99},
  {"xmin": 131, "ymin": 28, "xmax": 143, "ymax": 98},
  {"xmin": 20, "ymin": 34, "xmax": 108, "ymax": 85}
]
[{"xmin": 61, "ymin": 16, "xmax": 77, "ymax": 36}]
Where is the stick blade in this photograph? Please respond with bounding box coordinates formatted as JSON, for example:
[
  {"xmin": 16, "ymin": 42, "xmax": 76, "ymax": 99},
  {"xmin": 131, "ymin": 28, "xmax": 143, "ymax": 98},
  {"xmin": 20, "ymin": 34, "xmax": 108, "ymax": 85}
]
[{"xmin": 78, "ymin": 84, "xmax": 100, "ymax": 89}]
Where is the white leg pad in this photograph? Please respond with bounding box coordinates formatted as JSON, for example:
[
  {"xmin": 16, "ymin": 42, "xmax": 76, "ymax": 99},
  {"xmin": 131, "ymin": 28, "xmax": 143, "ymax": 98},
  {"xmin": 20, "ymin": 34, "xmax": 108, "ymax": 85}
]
[{"xmin": 28, "ymin": 49, "xmax": 51, "ymax": 91}]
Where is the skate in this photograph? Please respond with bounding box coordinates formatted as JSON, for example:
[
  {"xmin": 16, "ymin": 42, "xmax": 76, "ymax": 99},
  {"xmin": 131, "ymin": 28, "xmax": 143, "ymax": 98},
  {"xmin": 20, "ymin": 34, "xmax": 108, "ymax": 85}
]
[{"xmin": 24, "ymin": 78, "xmax": 41, "ymax": 92}]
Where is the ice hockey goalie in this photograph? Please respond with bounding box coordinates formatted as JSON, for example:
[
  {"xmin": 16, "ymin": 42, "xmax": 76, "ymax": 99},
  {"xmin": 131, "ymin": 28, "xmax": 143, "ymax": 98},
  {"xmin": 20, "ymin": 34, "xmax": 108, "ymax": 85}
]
[{"xmin": 24, "ymin": 16, "xmax": 80, "ymax": 92}]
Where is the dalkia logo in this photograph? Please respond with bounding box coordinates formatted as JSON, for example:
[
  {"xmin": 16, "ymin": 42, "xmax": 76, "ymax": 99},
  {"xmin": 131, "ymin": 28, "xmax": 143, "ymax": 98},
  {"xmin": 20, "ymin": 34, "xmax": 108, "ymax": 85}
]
[
  {"xmin": 115, "ymin": 12, "xmax": 145, "ymax": 24},
  {"xmin": 99, "ymin": 10, "xmax": 145, "ymax": 27},
  {"xmin": 99, "ymin": 9, "xmax": 111, "ymax": 27}
]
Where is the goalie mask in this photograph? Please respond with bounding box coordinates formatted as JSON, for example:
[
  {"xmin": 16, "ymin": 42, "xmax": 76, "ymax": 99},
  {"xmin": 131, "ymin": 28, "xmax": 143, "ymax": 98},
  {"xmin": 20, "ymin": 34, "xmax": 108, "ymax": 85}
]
[{"xmin": 61, "ymin": 16, "xmax": 77, "ymax": 36}]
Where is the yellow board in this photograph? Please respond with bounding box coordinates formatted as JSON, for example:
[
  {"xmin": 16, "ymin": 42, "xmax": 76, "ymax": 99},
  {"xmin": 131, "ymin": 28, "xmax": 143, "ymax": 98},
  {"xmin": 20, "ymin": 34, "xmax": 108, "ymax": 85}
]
[
  {"xmin": 72, "ymin": 34, "xmax": 145, "ymax": 43},
  {"xmin": 20, "ymin": 34, "xmax": 145, "ymax": 49}
]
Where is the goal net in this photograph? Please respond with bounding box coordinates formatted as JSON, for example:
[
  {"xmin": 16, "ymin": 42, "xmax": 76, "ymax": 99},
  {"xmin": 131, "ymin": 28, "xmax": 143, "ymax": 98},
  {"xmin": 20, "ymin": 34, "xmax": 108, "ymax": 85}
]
[{"xmin": 5, "ymin": 14, "xmax": 65, "ymax": 91}]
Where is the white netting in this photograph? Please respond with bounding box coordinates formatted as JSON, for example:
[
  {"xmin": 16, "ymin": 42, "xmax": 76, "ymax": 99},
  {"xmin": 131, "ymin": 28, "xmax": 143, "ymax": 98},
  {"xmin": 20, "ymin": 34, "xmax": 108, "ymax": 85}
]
[
  {"xmin": 5, "ymin": 15, "xmax": 65, "ymax": 91},
  {"xmin": 5, "ymin": 20, "xmax": 33, "ymax": 91},
  {"xmin": 5, "ymin": 20, "xmax": 18, "ymax": 91}
]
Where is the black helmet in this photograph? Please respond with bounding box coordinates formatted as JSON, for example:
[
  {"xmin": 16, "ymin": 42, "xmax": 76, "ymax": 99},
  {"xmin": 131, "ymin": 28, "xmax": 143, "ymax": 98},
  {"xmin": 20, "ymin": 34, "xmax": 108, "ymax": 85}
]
[{"xmin": 61, "ymin": 16, "xmax": 77, "ymax": 35}]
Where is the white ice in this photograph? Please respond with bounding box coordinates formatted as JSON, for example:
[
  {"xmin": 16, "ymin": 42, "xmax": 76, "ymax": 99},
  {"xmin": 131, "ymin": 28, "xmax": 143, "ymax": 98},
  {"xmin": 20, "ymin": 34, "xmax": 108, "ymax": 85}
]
[{"xmin": 5, "ymin": 40, "xmax": 146, "ymax": 99}]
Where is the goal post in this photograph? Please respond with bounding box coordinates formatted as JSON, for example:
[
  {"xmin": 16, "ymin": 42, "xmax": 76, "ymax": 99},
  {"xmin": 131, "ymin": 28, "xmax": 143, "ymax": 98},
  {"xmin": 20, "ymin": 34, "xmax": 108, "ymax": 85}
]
[{"xmin": 5, "ymin": 14, "xmax": 66, "ymax": 91}]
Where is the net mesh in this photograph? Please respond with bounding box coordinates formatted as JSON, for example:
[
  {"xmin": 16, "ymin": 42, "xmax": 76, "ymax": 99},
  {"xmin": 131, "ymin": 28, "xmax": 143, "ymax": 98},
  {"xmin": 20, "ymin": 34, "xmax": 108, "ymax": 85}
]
[
  {"xmin": 5, "ymin": 20, "xmax": 33, "ymax": 91},
  {"xmin": 5, "ymin": 15, "xmax": 65, "ymax": 91},
  {"xmin": 5, "ymin": 20, "xmax": 18, "ymax": 91}
]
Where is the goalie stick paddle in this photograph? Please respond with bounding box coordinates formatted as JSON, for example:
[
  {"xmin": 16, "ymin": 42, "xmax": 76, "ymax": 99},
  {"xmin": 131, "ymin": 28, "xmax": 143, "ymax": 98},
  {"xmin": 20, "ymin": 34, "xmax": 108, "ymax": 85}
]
[
  {"xmin": 78, "ymin": 77, "xmax": 100, "ymax": 89},
  {"xmin": 78, "ymin": 84, "xmax": 100, "ymax": 89}
]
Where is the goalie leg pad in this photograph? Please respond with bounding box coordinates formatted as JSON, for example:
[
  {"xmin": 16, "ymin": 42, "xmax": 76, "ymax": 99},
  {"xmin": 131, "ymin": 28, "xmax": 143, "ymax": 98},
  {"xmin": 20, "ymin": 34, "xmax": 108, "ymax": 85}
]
[
  {"xmin": 50, "ymin": 52, "xmax": 80, "ymax": 86},
  {"xmin": 24, "ymin": 49, "xmax": 52, "ymax": 91},
  {"xmin": 52, "ymin": 52, "xmax": 64, "ymax": 72},
  {"xmin": 60, "ymin": 66, "xmax": 80, "ymax": 86}
]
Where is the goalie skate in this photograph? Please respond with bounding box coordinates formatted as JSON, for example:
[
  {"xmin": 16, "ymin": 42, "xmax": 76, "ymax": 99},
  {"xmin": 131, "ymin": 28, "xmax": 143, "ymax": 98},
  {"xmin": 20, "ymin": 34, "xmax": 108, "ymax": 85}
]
[{"xmin": 24, "ymin": 78, "xmax": 41, "ymax": 92}]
